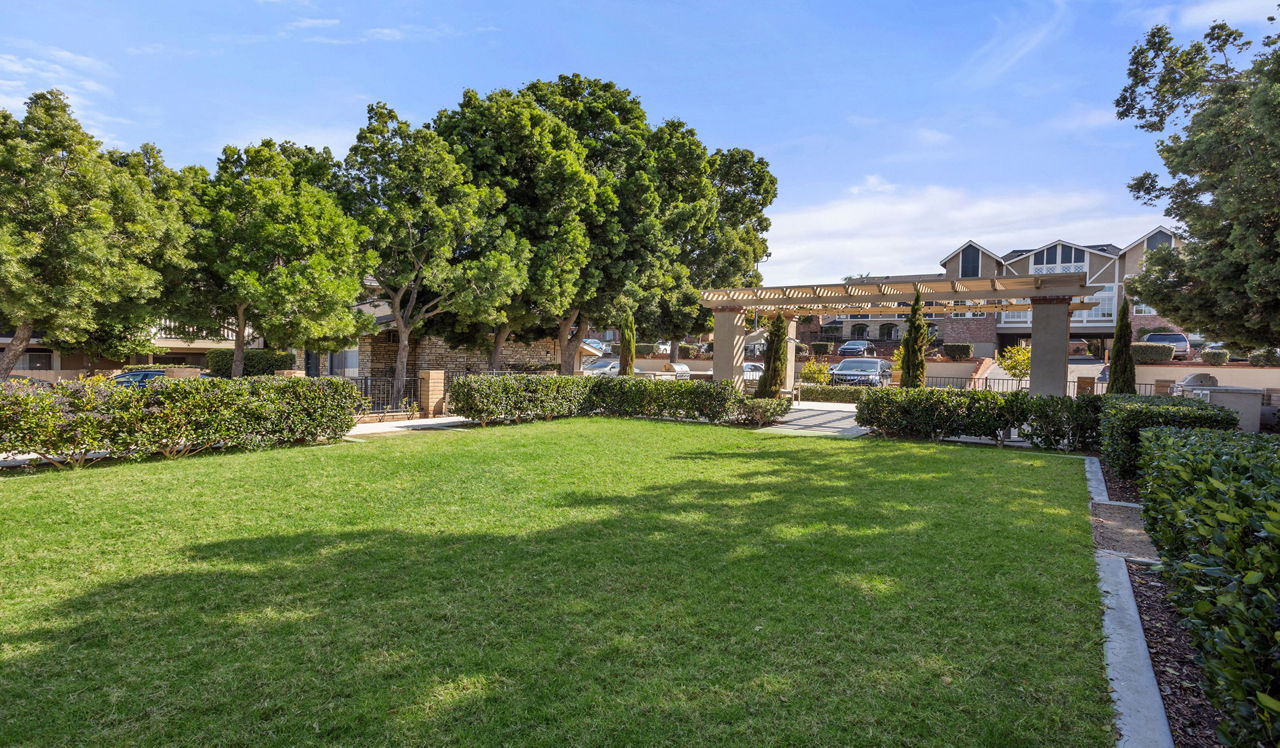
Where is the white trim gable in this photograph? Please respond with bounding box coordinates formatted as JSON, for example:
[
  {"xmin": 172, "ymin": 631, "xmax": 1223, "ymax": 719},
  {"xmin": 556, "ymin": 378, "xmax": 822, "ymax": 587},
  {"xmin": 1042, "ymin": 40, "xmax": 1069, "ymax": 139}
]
[
  {"xmin": 1119, "ymin": 225, "xmax": 1180, "ymax": 256},
  {"xmin": 1029, "ymin": 239, "xmax": 1116, "ymax": 259},
  {"xmin": 938, "ymin": 240, "xmax": 1002, "ymax": 267}
]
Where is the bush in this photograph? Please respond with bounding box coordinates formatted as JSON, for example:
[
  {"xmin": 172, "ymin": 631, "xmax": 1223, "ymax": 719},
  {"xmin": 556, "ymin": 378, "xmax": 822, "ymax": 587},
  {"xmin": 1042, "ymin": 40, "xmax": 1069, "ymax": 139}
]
[
  {"xmin": 678, "ymin": 343, "xmax": 697, "ymax": 359},
  {"xmin": 1131, "ymin": 342, "xmax": 1175, "ymax": 364},
  {"xmin": 1248, "ymin": 349, "xmax": 1280, "ymax": 367},
  {"xmin": 1099, "ymin": 394, "xmax": 1237, "ymax": 478},
  {"xmin": 798, "ymin": 383, "xmax": 867, "ymax": 403},
  {"xmin": 1139, "ymin": 428, "xmax": 1280, "ymax": 745},
  {"xmin": 0, "ymin": 376, "xmax": 359, "ymax": 466},
  {"xmin": 857, "ymin": 387, "xmax": 1016, "ymax": 441},
  {"xmin": 634, "ymin": 343, "xmax": 657, "ymax": 357},
  {"xmin": 795, "ymin": 342, "xmax": 810, "ymax": 356},
  {"xmin": 207, "ymin": 349, "xmax": 296, "ymax": 378},
  {"xmin": 1019, "ymin": 392, "xmax": 1103, "ymax": 452},
  {"xmin": 449, "ymin": 375, "xmax": 744, "ymax": 425},
  {"xmin": 587, "ymin": 377, "xmax": 742, "ymax": 422},
  {"xmin": 798, "ymin": 360, "xmax": 830, "ymax": 385},
  {"xmin": 1201, "ymin": 349, "xmax": 1229, "ymax": 366},
  {"xmin": 810, "ymin": 341, "xmax": 832, "ymax": 356},
  {"xmin": 732, "ymin": 398, "xmax": 793, "ymax": 427},
  {"xmin": 942, "ymin": 343, "xmax": 973, "ymax": 360}
]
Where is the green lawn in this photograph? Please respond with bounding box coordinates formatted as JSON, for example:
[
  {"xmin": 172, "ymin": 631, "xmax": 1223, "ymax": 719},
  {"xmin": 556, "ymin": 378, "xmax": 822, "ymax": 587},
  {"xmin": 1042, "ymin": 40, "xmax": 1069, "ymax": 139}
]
[{"xmin": 0, "ymin": 419, "xmax": 1111, "ymax": 745}]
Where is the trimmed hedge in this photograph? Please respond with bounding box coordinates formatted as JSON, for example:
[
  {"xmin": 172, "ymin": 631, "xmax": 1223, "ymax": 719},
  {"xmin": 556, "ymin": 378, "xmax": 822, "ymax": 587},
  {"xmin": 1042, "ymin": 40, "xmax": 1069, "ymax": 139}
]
[
  {"xmin": 1201, "ymin": 349, "xmax": 1229, "ymax": 366},
  {"xmin": 449, "ymin": 374, "xmax": 772, "ymax": 426},
  {"xmin": 1131, "ymin": 342, "xmax": 1175, "ymax": 364},
  {"xmin": 634, "ymin": 343, "xmax": 657, "ymax": 357},
  {"xmin": 1100, "ymin": 394, "xmax": 1237, "ymax": 479},
  {"xmin": 732, "ymin": 398, "xmax": 793, "ymax": 427},
  {"xmin": 810, "ymin": 341, "xmax": 832, "ymax": 356},
  {"xmin": 0, "ymin": 375, "xmax": 359, "ymax": 466},
  {"xmin": 678, "ymin": 343, "xmax": 697, "ymax": 359},
  {"xmin": 798, "ymin": 383, "xmax": 868, "ymax": 404},
  {"xmin": 207, "ymin": 349, "xmax": 296, "ymax": 377},
  {"xmin": 1018, "ymin": 392, "xmax": 1104, "ymax": 453},
  {"xmin": 942, "ymin": 343, "xmax": 973, "ymax": 361},
  {"xmin": 1248, "ymin": 349, "xmax": 1280, "ymax": 367},
  {"xmin": 1139, "ymin": 428, "xmax": 1280, "ymax": 745}
]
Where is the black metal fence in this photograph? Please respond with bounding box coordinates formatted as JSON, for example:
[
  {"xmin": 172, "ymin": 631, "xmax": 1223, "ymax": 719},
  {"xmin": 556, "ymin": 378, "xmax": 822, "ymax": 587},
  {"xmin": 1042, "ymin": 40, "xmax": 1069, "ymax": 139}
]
[{"xmin": 347, "ymin": 377, "xmax": 420, "ymax": 412}]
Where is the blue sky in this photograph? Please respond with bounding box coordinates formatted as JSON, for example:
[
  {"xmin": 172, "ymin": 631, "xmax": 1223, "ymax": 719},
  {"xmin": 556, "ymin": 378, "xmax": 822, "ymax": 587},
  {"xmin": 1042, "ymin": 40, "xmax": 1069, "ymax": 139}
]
[{"xmin": 2, "ymin": 0, "xmax": 1275, "ymax": 283}]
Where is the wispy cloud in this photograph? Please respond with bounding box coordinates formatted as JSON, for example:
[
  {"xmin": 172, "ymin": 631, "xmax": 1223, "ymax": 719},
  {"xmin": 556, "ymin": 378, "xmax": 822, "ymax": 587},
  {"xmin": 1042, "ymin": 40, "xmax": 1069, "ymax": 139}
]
[
  {"xmin": 914, "ymin": 127, "xmax": 953, "ymax": 146},
  {"xmin": 762, "ymin": 177, "xmax": 1164, "ymax": 284},
  {"xmin": 1046, "ymin": 104, "xmax": 1122, "ymax": 132},
  {"xmin": 302, "ymin": 24, "xmax": 499, "ymax": 45},
  {"xmin": 954, "ymin": 0, "xmax": 1069, "ymax": 88},
  {"xmin": 0, "ymin": 40, "xmax": 126, "ymax": 143},
  {"xmin": 287, "ymin": 17, "xmax": 339, "ymax": 29}
]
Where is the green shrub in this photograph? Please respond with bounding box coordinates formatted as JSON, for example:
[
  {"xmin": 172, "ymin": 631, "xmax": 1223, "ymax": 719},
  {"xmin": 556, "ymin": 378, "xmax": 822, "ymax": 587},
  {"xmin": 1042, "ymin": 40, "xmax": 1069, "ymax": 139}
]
[
  {"xmin": 1099, "ymin": 394, "xmax": 1237, "ymax": 478},
  {"xmin": 206, "ymin": 349, "xmax": 296, "ymax": 378},
  {"xmin": 1201, "ymin": 349, "xmax": 1229, "ymax": 366},
  {"xmin": 798, "ymin": 360, "xmax": 831, "ymax": 385},
  {"xmin": 857, "ymin": 387, "xmax": 1012, "ymax": 441},
  {"xmin": 1139, "ymin": 428, "xmax": 1280, "ymax": 745},
  {"xmin": 1019, "ymin": 393, "xmax": 1103, "ymax": 452},
  {"xmin": 1248, "ymin": 349, "xmax": 1280, "ymax": 367},
  {"xmin": 798, "ymin": 383, "xmax": 867, "ymax": 403},
  {"xmin": 942, "ymin": 343, "xmax": 973, "ymax": 360},
  {"xmin": 0, "ymin": 376, "xmax": 358, "ymax": 466},
  {"xmin": 449, "ymin": 375, "xmax": 744, "ymax": 425},
  {"xmin": 810, "ymin": 341, "xmax": 832, "ymax": 356},
  {"xmin": 634, "ymin": 343, "xmax": 657, "ymax": 357},
  {"xmin": 587, "ymin": 377, "xmax": 742, "ymax": 422},
  {"xmin": 1131, "ymin": 342, "xmax": 1175, "ymax": 364},
  {"xmin": 678, "ymin": 343, "xmax": 697, "ymax": 359},
  {"xmin": 732, "ymin": 398, "xmax": 793, "ymax": 427}
]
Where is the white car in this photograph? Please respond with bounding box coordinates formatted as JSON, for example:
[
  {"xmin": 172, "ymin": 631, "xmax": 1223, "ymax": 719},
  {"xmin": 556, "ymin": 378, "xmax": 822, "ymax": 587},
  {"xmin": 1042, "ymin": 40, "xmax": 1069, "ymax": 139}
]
[
  {"xmin": 583, "ymin": 359, "xmax": 620, "ymax": 377},
  {"xmin": 743, "ymin": 362, "xmax": 764, "ymax": 381}
]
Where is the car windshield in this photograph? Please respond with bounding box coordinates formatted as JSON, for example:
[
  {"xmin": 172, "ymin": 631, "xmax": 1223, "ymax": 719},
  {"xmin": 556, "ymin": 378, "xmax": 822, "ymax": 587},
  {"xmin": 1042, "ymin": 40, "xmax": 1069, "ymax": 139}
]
[
  {"xmin": 1145, "ymin": 334, "xmax": 1185, "ymax": 344},
  {"xmin": 835, "ymin": 359, "xmax": 879, "ymax": 371}
]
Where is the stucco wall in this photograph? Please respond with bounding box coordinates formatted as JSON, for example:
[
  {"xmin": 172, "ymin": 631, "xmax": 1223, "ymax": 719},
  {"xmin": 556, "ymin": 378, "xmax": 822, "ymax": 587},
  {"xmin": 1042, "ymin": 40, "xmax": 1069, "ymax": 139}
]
[{"xmin": 1135, "ymin": 364, "xmax": 1280, "ymax": 391}]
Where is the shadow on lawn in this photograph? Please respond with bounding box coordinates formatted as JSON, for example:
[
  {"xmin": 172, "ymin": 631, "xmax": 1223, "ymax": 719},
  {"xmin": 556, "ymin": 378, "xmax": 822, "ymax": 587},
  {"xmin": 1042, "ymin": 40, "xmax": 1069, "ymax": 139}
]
[{"xmin": 0, "ymin": 440, "xmax": 1101, "ymax": 744}]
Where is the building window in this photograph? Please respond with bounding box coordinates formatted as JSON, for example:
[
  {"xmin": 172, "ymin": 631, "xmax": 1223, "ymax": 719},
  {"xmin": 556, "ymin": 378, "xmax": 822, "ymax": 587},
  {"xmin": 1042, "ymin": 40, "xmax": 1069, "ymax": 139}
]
[
  {"xmin": 15, "ymin": 351, "xmax": 52, "ymax": 370},
  {"xmin": 1133, "ymin": 302, "xmax": 1156, "ymax": 316},
  {"xmin": 328, "ymin": 348, "xmax": 359, "ymax": 377},
  {"xmin": 960, "ymin": 245, "xmax": 980, "ymax": 278},
  {"xmin": 1002, "ymin": 299, "xmax": 1031, "ymax": 324},
  {"xmin": 1032, "ymin": 244, "xmax": 1086, "ymax": 275},
  {"xmin": 1082, "ymin": 284, "xmax": 1116, "ymax": 322},
  {"xmin": 950, "ymin": 300, "xmax": 986, "ymax": 319},
  {"xmin": 1145, "ymin": 231, "xmax": 1172, "ymax": 251}
]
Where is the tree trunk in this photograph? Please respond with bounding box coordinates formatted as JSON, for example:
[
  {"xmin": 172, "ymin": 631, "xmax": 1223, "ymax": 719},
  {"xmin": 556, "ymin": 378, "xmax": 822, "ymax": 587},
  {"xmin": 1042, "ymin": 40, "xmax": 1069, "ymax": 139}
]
[
  {"xmin": 0, "ymin": 320, "xmax": 35, "ymax": 377},
  {"xmin": 391, "ymin": 316, "xmax": 411, "ymax": 407},
  {"xmin": 669, "ymin": 341, "xmax": 679, "ymax": 364},
  {"xmin": 231, "ymin": 306, "xmax": 247, "ymax": 378},
  {"xmin": 489, "ymin": 323, "xmax": 511, "ymax": 371},
  {"xmin": 558, "ymin": 308, "xmax": 580, "ymax": 375}
]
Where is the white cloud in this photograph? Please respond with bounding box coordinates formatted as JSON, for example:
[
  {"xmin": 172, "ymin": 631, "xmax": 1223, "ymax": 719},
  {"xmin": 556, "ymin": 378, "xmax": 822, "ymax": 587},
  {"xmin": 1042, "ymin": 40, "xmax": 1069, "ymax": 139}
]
[
  {"xmin": 1175, "ymin": 0, "xmax": 1276, "ymax": 27},
  {"xmin": 760, "ymin": 178, "xmax": 1166, "ymax": 285},
  {"xmin": 287, "ymin": 17, "xmax": 339, "ymax": 29},
  {"xmin": 914, "ymin": 127, "xmax": 953, "ymax": 146},
  {"xmin": 3, "ymin": 39, "xmax": 111, "ymax": 74},
  {"xmin": 1047, "ymin": 105, "xmax": 1122, "ymax": 132},
  {"xmin": 955, "ymin": 0, "xmax": 1069, "ymax": 87},
  {"xmin": 0, "ymin": 41, "xmax": 126, "ymax": 143}
]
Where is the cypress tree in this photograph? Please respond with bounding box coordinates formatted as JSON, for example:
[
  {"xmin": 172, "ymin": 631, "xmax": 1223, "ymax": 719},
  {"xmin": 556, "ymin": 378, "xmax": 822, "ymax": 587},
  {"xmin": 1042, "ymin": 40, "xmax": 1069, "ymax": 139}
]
[
  {"xmin": 755, "ymin": 313, "xmax": 788, "ymax": 398},
  {"xmin": 618, "ymin": 307, "xmax": 636, "ymax": 376},
  {"xmin": 900, "ymin": 291, "xmax": 928, "ymax": 388},
  {"xmin": 1110, "ymin": 295, "xmax": 1137, "ymax": 394}
]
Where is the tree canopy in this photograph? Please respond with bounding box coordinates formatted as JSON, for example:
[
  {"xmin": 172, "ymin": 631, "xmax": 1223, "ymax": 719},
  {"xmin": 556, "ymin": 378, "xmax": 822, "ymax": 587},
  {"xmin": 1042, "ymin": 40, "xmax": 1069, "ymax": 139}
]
[{"xmin": 1117, "ymin": 16, "xmax": 1280, "ymax": 348}]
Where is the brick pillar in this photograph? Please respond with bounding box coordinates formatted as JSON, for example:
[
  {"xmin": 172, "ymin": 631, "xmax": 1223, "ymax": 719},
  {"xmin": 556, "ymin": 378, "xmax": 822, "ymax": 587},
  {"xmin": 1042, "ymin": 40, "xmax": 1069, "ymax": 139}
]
[{"xmin": 419, "ymin": 369, "xmax": 446, "ymax": 417}]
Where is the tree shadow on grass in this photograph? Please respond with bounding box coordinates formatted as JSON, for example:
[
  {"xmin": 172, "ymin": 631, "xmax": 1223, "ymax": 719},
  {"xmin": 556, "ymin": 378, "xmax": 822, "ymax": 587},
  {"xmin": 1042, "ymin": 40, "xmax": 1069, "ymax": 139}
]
[{"xmin": 0, "ymin": 440, "xmax": 1108, "ymax": 745}]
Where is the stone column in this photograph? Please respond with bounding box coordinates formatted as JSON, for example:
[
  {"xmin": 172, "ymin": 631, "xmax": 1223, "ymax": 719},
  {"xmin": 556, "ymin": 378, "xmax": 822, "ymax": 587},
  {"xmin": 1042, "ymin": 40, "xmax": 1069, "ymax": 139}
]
[
  {"xmin": 419, "ymin": 369, "xmax": 446, "ymax": 417},
  {"xmin": 712, "ymin": 307, "xmax": 746, "ymax": 390},
  {"xmin": 784, "ymin": 316, "xmax": 798, "ymax": 391},
  {"xmin": 1029, "ymin": 296, "xmax": 1071, "ymax": 396}
]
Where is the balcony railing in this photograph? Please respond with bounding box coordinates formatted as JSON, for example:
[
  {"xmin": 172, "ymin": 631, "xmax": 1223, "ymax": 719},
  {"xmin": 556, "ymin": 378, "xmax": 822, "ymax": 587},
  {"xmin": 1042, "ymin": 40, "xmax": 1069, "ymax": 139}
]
[{"xmin": 153, "ymin": 319, "xmax": 239, "ymax": 341}]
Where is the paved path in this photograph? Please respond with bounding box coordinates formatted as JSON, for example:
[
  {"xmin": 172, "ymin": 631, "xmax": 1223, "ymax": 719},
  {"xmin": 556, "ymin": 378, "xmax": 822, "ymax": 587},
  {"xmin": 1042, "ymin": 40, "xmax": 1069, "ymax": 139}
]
[
  {"xmin": 757, "ymin": 400, "xmax": 868, "ymax": 438},
  {"xmin": 348, "ymin": 416, "xmax": 469, "ymax": 436}
]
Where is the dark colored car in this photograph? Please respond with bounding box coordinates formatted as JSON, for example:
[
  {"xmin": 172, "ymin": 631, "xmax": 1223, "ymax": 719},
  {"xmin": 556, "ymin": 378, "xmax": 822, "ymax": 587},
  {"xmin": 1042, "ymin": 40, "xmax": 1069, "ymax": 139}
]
[
  {"xmin": 829, "ymin": 357, "xmax": 892, "ymax": 386},
  {"xmin": 837, "ymin": 340, "xmax": 876, "ymax": 357},
  {"xmin": 110, "ymin": 369, "xmax": 168, "ymax": 388}
]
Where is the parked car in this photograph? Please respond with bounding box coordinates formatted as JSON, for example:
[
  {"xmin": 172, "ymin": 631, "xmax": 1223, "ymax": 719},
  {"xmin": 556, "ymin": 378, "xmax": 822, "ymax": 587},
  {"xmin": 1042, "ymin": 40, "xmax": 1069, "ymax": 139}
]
[
  {"xmin": 1140, "ymin": 331, "xmax": 1191, "ymax": 360},
  {"xmin": 837, "ymin": 340, "xmax": 876, "ymax": 357},
  {"xmin": 582, "ymin": 359, "xmax": 620, "ymax": 377},
  {"xmin": 829, "ymin": 357, "xmax": 892, "ymax": 386},
  {"xmin": 583, "ymin": 338, "xmax": 611, "ymax": 354},
  {"xmin": 743, "ymin": 362, "xmax": 764, "ymax": 381},
  {"xmin": 654, "ymin": 342, "xmax": 671, "ymax": 354},
  {"xmin": 110, "ymin": 369, "xmax": 169, "ymax": 388}
]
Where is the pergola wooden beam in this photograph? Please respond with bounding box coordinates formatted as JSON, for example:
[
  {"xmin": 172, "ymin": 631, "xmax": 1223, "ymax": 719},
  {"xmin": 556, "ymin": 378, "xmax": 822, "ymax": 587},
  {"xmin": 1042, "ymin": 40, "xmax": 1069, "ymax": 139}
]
[{"xmin": 699, "ymin": 273, "xmax": 1100, "ymax": 309}]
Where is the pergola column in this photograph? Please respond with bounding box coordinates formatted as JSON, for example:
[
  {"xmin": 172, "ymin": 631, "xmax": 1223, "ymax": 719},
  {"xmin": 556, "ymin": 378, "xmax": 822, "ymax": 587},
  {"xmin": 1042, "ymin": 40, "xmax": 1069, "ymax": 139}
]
[
  {"xmin": 1029, "ymin": 296, "xmax": 1071, "ymax": 396},
  {"xmin": 783, "ymin": 316, "xmax": 798, "ymax": 390},
  {"xmin": 712, "ymin": 307, "xmax": 745, "ymax": 390}
]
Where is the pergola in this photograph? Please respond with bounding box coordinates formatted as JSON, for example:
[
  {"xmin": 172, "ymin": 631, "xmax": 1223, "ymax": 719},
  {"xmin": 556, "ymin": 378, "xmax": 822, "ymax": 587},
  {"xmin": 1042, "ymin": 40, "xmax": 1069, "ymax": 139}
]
[{"xmin": 699, "ymin": 272, "xmax": 1103, "ymax": 396}]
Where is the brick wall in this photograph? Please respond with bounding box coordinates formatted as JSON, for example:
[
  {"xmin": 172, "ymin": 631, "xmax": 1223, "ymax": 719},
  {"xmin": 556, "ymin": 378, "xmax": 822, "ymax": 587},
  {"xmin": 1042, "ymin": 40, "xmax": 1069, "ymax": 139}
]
[
  {"xmin": 1129, "ymin": 313, "xmax": 1185, "ymax": 340},
  {"xmin": 940, "ymin": 316, "xmax": 997, "ymax": 345},
  {"xmin": 358, "ymin": 331, "xmax": 560, "ymax": 378}
]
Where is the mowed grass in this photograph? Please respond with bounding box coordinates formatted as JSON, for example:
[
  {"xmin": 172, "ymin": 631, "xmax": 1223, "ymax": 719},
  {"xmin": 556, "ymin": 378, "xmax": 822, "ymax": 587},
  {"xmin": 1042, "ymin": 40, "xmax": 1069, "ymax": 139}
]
[{"xmin": 0, "ymin": 419, "xmax": 1111, "ymax": 745}]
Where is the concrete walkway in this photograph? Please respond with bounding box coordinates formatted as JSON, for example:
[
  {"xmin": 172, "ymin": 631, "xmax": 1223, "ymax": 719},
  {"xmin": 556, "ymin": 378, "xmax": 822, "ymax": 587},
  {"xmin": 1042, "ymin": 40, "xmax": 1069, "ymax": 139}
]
[
  {"xmin": 757, "ymin": 400, "xmax": 869, "ymax": 438},
  {"xmin": 348, "ymin": 416, "xmax": 469, "ymax": 437}
]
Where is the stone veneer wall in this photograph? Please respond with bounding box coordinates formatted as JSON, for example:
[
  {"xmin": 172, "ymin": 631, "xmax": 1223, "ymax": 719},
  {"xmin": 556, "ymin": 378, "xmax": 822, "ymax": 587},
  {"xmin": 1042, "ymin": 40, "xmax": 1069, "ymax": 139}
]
[{"xmin": 358, "ymin": 331, "xmax": 560, "ymax": 378}]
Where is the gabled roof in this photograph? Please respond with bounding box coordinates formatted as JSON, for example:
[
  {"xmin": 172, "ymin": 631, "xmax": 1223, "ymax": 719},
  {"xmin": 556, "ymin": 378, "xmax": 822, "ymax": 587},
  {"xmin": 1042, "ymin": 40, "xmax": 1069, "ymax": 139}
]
[
  {"xmin": 1000, "ymin": 239, "xmax": 1120, "ymax": 262},
  {"xmin": 938, "ymin": 240, "xmax": 1004, "ymax": 267},
  {"xmin": 1119, "ymin": 225, "xmax": 1179, "ymax": 255}
]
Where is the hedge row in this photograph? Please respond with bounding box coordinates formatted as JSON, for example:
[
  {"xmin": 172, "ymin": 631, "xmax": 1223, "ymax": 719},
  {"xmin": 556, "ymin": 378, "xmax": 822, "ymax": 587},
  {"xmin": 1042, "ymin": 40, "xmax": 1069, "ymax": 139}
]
[
  {"xmin": 1139, "ymin": 428, "xmax": 1279, "ymax": 745},
  {"xmin": 1099, "ymin": 394, "xmax": 1237, "ymax": 478},
  {"xmin": 0, "ymin": 376, "xmax": 359, "ymax": 466},
  {"xmin": 449, "ymin": 374, "xmax": 789, "ymax": 426},
  {"xmin": 855, "ymin": 387, "xmax": 1103, "ymax": 450},
  {"xmin": 941, "ymin": 343, "xmax": 973, "ymax": 360},
  {"xmin": 797, "ymin": 383, "xmax": 868, "ymax": 404},
  {"xmin": 1201, "ymin": 349, "xmax": 1229, "ymax": 366},
  {"xmin": 206, "ymin": 349, "xmax": 296, "ymax": 378},
  {"xmin": 1131, "ymin": 341, "xmax": 1175, "ymax": 364},
  {"xmin": 810, "ymin": 341, "xmax": 832, "ymax": 356},
  {"xmin": 1248, "ymin": 349, "xmax": 1280, "ymax": 367}
]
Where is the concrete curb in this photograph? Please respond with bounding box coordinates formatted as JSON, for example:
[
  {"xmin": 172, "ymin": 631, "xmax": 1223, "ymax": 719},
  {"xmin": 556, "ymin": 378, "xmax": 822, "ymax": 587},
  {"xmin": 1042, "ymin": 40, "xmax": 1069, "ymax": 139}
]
[
  {"xmin": 1086, "ymin": 456, "xmax": 1145, "ymax": 508},
  {"xmin": 1096, "ymin": 551, "xmax": 1174, "ymax": 747}
]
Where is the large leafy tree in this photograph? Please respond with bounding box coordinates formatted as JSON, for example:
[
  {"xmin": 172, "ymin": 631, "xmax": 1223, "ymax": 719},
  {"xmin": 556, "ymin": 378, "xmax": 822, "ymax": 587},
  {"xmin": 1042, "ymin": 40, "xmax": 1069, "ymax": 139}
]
[
  {"xmin": 637, "ymin": 142, "xmax": 776, "ymax": 361},
  {"xmin": 1117, "ymin": 16, "xmax": 1280, "ymax": 348},
  {"xmin": 340, "ymin": 103, "xmax": 526, "ymax": 403},
  {"xmin": 0, "ymin": 91, "xmax": 191, "ymax": 376},
  {"xmin": 185, "ymin": 141, "xmax": 374, "ymax": 377},
  {"xmin": 433, "ymin": 89, "xmax": 596, "ymax": 368},
  {"xmin": 521, "ymin": 75, "xmax": 666, "ymax": 373}
]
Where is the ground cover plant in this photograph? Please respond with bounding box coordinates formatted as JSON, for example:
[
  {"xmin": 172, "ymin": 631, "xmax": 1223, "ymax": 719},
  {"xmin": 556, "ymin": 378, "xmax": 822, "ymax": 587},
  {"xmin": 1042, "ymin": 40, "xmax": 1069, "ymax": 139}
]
[{"xmin": 0, "ymin": 419, "xmax": 1111, "ymax": 744}]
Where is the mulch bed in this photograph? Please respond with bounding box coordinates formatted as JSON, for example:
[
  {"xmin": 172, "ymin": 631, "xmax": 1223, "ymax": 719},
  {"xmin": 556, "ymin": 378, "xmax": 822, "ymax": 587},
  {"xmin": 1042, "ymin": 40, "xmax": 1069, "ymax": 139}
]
[
  {"xmin": 1101, "ymin": 462, "xmax": 1140, "ymax": 503},
  {"xmin": 1126, "ymin": 562, "xmax": 1226, "ymax": 747}
]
